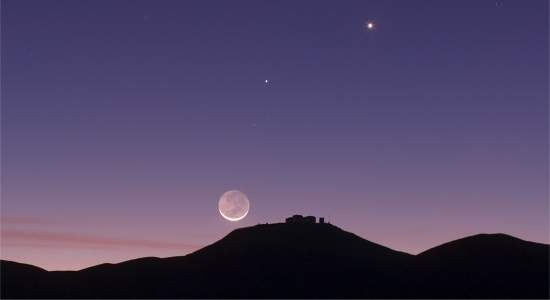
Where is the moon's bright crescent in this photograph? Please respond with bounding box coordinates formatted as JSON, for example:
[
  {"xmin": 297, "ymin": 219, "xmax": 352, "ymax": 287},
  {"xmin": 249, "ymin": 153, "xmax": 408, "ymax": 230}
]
[
  {"xmin": 218, "ymin": 190, "xmax": 250, "ymax": 222},
  {"xmin": 219, "ymin": 210, "xmax": 248, "ymax": 221}
]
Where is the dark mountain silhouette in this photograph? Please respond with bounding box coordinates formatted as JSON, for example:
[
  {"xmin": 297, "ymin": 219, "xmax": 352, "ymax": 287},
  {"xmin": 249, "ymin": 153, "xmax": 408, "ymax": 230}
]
[
  {"xmin": 1, "ymin": 222, "xmax": 548, "ymax": 298},
  {"xmin": 415, "ymin": 233, "xmax": 550, "ymax": 298}
]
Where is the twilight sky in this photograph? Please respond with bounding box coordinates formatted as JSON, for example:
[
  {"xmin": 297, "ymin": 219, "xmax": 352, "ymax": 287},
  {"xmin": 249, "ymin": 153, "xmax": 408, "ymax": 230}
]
[{"xmin": 1, "ymin": 0, "xmax": 548, "ymax": 270}]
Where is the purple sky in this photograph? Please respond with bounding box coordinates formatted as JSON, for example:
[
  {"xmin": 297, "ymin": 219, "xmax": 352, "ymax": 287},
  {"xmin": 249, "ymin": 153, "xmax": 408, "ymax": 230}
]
[{"xmin": 2, "ymin": 0, "xmax": 548, "ymax": 270}]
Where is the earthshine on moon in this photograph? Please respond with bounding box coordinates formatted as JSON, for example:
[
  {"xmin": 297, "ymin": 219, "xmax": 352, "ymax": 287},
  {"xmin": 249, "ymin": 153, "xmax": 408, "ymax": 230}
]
[{"xmin": 218, "ymin": 190, "xmax": 250, "ymax": 221}]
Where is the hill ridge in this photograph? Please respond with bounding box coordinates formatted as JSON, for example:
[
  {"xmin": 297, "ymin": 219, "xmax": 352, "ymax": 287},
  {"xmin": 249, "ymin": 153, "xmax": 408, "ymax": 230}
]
[{"xmin": 1, "ymin": 222, "xmax": 548, "ymax": 298}]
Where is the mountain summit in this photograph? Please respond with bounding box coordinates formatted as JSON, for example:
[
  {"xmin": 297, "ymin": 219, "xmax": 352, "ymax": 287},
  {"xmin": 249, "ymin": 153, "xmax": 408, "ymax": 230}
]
[{"xmin": 2, "ymin": 222, "xmax": 548, "ymax": 298}]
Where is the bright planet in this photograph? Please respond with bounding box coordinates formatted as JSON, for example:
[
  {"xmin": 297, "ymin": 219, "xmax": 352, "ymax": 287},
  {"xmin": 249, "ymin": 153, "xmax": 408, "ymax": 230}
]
[{"xmin": 218, "ymin": 190, "xmax": 250, "ymax": 221}]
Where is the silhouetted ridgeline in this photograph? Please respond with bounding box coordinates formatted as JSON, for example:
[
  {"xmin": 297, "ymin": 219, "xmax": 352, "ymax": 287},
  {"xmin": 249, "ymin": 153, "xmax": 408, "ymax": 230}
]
[{"xmin": 1, "ymin": 222, "xmax": 548, "ymax": 298}]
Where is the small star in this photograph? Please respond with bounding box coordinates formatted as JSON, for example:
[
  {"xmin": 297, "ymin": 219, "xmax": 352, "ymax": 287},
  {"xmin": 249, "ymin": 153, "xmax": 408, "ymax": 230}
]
[
  {"xmin": 365, "ymin": 21, "xmax": 376, "ymax": 31},
  {"xmin": 265, "ymin": 79, "xmax": 269, "ymax": 84}
]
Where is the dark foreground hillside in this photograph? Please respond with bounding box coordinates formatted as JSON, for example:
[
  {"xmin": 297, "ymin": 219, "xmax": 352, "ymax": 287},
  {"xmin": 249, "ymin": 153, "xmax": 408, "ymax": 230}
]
[{"xmin": 2, "ymin": 222, "xmax": 548, "ymax": 298}]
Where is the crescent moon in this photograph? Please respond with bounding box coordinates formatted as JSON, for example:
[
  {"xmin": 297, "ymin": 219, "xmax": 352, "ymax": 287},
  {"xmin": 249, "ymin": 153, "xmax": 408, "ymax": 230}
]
[{"xmin": 218, "ymin": 190, "xmax": 250, "ymax": 222}]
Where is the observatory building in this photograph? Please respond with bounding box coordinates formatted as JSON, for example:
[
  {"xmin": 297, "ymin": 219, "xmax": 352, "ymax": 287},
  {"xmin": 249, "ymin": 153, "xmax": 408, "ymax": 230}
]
[{"xmin": 285, "ymin": 215, "xmax": 325, "ymax": 224}]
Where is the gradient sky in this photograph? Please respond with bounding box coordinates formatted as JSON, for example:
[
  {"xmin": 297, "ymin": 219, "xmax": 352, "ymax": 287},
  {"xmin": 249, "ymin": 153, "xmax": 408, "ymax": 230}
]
[{"xmin": 1, "ymin": 0, "xmax": 548, "ymax": 271}]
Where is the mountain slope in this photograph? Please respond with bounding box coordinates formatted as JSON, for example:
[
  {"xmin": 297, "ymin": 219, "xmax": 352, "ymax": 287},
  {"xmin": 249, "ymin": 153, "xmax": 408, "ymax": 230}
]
[
  {"xmin": 415, "ymin": 233, "xmax": 549, "ymax": 298},
  {"xmin": 1, "ymin": 224, "xmax": 548, "ymax": 298},
  {"xmin": 63, "ymin": 223, "xmax": 415, "ymax": 298},
  {"xmin": 164, "ymin": 222, "xmax": 415, "ymax": 298},
  {"xmin": 0, "ymin": 261, "xmax": 48, "ymax": 298}
]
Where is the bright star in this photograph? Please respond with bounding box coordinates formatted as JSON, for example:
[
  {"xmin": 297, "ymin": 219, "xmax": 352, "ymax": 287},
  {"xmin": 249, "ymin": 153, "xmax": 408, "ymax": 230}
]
[{"xmin": 366, "ymin": 21, "xmax": 375, "ymax": 31}]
